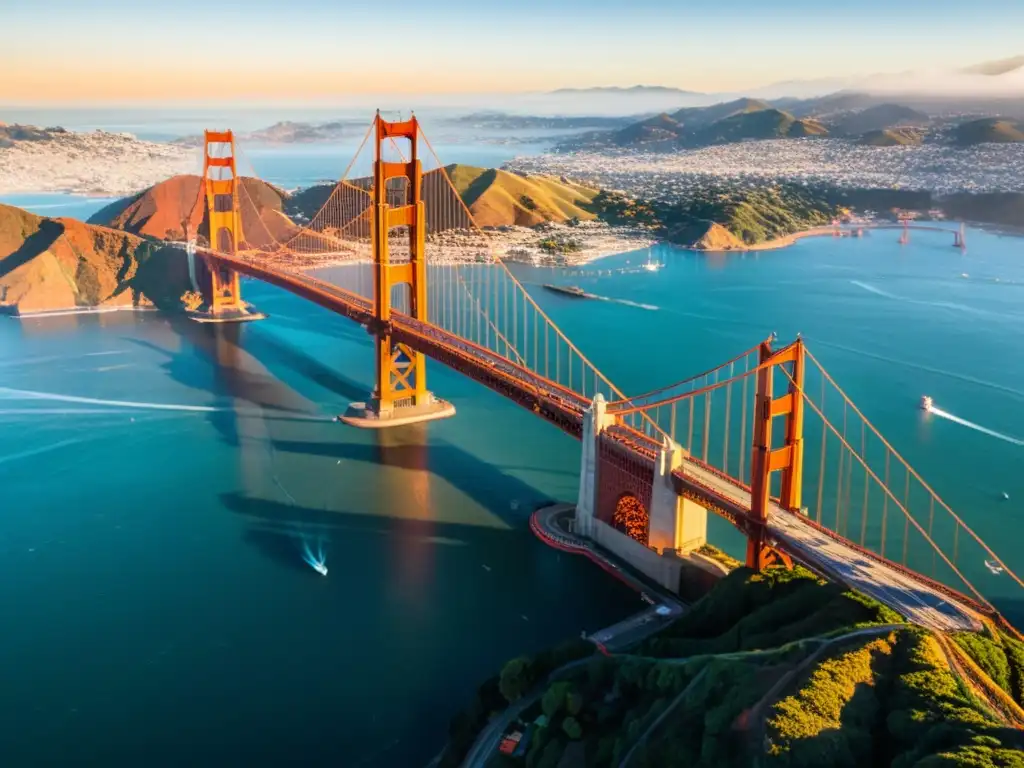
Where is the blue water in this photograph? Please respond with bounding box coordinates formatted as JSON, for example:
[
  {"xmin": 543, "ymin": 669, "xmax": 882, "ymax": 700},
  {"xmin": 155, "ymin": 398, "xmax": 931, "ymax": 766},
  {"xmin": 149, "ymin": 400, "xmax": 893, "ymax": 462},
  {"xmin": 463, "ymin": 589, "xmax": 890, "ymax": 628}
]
[{"xmin": 2, "ymin": 226, "xmax": 1024, "ymax": 763}]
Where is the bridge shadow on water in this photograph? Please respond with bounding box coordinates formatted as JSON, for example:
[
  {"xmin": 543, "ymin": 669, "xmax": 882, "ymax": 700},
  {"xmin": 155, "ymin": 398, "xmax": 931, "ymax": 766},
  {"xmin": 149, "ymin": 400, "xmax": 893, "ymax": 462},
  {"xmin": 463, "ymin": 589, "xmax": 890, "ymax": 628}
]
[
  {"xmin": 130, "ymin": 317, "xmax": 335, "ymax": 447},
  {"xmin": 221, "ymin": 492, "xmax": 522, "ymax": 576},
  {"xmin": 224, "ymin": 424, "xmax": 572, "ymax": 573},
  {"xmin": 238, "ymin": 327, "xmax": 370, "ymax": 404},
  {"xmin": 270, "ymin": 434, "xmax": 563, "ymax": 523}
]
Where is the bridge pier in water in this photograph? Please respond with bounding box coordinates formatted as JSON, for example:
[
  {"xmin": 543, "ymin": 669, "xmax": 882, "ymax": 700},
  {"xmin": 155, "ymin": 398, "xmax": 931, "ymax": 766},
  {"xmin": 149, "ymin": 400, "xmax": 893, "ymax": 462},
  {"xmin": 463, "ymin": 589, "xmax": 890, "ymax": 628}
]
[{"xmin": 340, "ymin": 114, "xmax": 454, "ymax": 429}]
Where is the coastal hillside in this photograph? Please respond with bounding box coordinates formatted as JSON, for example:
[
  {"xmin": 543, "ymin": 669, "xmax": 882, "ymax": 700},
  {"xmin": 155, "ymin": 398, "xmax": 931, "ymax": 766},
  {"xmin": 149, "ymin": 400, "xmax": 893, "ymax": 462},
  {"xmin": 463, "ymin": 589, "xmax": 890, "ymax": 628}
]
[
  {"xmin": 955, "ymin": 118, "xmax": 1024, "ymax": 145},
  {"xmin": 445, "ymin": 164, "xmax": 600, "ymax": 227},
  {"xmin": 587, "ymin": 184, "xmax": 837, "ymax": 249},
  {"xmin": 0, "ymin": 203, "xmax": 190, "ymax": 314},
  {"xmin": 89, "ymin": 175, "xmax": 298, "ymax": 248},
  {"xmin": 96, "ymin": 166, "xmax": 603, "ymax": 239},
  {"xmin": 442, "ymin": 566, "xmax": 1024, "ymax": 767}
]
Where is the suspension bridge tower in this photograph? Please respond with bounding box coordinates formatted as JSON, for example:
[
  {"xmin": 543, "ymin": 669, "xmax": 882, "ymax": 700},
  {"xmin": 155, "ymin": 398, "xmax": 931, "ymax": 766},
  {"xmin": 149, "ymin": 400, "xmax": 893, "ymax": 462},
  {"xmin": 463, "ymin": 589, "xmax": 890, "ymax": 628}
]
[
  {"xmin": 340, "ymin": 113, "xmax": 456, "ymax": 428},
  {"xmin": 746, "ymin": 337, "xmax": 806, "ymax": 571},
  {"xmin": 898, "ymin": 215, "xmax": 911, "ymax": 245},
  {"xmin": 954, "ymin": 222, "xmax": 967, "ymax": 250},
  {"xmin": 191, "ymin": 130, "xmax": 263, "ymax": 322}
]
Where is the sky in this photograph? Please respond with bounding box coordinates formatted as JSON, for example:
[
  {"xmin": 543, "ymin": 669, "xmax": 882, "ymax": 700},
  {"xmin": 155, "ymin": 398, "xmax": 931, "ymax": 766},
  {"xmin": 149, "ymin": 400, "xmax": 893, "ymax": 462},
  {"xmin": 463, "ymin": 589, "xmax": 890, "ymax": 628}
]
[{"xmin": 2, "ymin": 0, "xmax": 1023, "ymax": 104}]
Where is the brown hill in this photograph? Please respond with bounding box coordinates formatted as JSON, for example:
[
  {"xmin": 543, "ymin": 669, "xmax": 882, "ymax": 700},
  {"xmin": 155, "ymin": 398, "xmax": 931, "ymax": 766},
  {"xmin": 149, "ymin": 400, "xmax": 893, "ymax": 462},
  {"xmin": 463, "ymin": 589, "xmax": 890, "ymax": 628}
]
[
  {"xmin": 611, "ymin": 113, "xmax": 685, "ymax": 146},
  {"xmin": 90, "ymin": 174, "xmax": 297, "ymax": 249},
  {"xmin": 859, "ymin": 128, "xmax": 924, "ymax": 146},
  {"xmin": 954, "ymin": 118, "xmax": 1024, "ymax": 145},
  {"xmin": 97, "ymin": 165, "xmax": 602, "ymax": 245},
  {"xmin": 671, "ymin": 98, "xmax": 773, "ymax": 127},
  {"xmin": 0, "ymin": 203, "xmax": 190, "ymax": 314}
]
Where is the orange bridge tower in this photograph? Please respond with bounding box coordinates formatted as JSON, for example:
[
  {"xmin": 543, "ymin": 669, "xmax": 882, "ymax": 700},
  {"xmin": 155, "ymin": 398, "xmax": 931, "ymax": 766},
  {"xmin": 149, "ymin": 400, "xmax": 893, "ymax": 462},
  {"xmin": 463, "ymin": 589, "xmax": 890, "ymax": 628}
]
[
  {"xmin": 191, "ymin": 130, "xmax": 261, "ymax": 322},
  {"xmin": 340, "ymin": 113, "xmax": 455, "ymax": 428},
  {"xmin": 746, "ymin": 337, "xmax": 805, "ymax": 570}
]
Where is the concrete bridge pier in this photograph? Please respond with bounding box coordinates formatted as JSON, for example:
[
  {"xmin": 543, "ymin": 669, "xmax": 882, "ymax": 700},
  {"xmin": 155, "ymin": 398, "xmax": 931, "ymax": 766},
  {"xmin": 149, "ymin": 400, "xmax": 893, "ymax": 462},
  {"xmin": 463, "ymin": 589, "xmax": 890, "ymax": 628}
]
[
  {"xmin": 648, "ymin": 437, "xmax": 707, "ymax": 555},
  {"xmin": 574, "ymin": 393, "xmax": 616, "ymax": 538},
  {"xmin": 574, "ymin": 396, "xmax": 723, "ymax": 599}
]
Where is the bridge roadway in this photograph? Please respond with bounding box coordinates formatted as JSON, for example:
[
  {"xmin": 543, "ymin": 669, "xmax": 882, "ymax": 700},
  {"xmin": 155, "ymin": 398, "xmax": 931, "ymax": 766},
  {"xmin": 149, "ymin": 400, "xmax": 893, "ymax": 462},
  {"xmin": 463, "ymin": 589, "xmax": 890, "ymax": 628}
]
[
  {"xmin": 670, "ymin": 459, "xmax": 983, "ymax": 632},
  {"xmin": 206, "ymin": 251, "xmax": 984, "ymax": 632}
]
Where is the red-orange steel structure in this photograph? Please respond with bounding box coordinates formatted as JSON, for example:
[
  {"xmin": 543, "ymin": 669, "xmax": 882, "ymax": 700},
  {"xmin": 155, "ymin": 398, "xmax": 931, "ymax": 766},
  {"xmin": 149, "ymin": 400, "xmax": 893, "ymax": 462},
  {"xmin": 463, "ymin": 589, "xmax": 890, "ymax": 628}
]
[
  {"xmin": 747, "ymin": 337, "xmax": 804, "ymax": 570},
  {"xmin": 370, "ymin": 113, "xmax": 430, "ymax": 415},
  {"xmin": 183, "ymin": 112, "xmax": 1024, "ymax": 632},
  {"xmin": 201, "ymin": 130, "xmax": 243, "ymax": 313}
]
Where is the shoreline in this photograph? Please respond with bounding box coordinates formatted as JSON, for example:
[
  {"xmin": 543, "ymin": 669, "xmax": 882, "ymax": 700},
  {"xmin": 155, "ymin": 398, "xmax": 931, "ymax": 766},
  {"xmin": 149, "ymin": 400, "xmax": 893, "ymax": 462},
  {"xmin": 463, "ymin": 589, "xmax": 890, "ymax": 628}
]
[
  {"xmin": 687, "ymin": 219, "xmax": 1024, "ymax": 255},
  {"xmin": 4, "ymin": 304, "xmax": 159, "ymax": 320}
]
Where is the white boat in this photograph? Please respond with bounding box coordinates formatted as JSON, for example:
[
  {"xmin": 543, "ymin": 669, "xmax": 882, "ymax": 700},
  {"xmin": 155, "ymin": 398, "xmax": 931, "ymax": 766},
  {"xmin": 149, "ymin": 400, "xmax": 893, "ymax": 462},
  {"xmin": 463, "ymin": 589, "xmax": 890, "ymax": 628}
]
[
  {"xmin": 312, "ymin": 562, "xmax": 328, "ymax": 576},
  {"xmin": 641, "ymin": 250, "xmax": 662, "ymax": 272},
  {"xmin": 986, "ymin": 560, "xmax": 1004, "ymax": 575},
  {"xmin": 921, "ymin": 395, "xmax": 933, "ymax": 411}
]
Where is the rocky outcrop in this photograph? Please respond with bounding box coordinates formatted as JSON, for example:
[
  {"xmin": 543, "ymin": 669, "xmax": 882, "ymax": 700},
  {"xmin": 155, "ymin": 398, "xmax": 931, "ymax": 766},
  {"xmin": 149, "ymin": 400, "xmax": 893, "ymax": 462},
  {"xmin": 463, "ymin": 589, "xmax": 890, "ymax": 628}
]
[
  {"xmin": 689, "ymin": 222, "xmax": 747, "ymax": 250},
  {"xmin": 0, "ymin": 203, "xmax": 190, "ymax": 315}
]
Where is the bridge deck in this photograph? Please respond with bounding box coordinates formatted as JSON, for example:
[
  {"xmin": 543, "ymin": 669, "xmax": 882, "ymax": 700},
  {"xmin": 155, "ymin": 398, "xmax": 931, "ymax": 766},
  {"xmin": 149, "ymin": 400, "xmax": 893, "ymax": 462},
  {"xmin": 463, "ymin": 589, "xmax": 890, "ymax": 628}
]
[
  {"xmin": 672, "ymin": 462, "xmax": 982, "ymax": 632},
  {"xmin": 203, "ymin": 251, "xmax": 984, "ymax": 631}
]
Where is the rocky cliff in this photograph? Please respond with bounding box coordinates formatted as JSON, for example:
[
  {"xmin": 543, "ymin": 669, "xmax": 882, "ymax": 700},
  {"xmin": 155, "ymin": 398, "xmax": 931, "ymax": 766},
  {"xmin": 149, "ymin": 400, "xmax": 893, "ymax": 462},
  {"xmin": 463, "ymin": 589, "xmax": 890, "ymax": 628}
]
[{"xmin": 0, "ymin": 203, "xmax": 190, "ymax": 315}]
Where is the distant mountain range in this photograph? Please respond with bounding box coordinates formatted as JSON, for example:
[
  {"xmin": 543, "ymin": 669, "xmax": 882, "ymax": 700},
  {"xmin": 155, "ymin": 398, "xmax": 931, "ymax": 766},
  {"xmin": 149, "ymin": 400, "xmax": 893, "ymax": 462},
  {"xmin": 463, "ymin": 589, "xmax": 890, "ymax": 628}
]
[
  {"xmin": 549, "ymin": 86, "xmax": 700, "ymax": 96},
  {"xmin": 532, "ymin": 55, "xmax": 1024, "ymax": 115},
  {"xmin": 605, "ymin": 100, "xmax": 828, "ymax": 148},
  {"xmin": 569, "ymin": 91, "xmax": 1024, "ymax": 151}
]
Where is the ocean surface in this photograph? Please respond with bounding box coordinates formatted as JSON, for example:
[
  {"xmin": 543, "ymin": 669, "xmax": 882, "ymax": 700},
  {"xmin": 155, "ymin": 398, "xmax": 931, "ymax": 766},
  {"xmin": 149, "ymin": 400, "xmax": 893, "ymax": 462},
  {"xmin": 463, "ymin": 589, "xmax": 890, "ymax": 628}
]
[{"xmin": 2, "ymin": 226, "xmax": 1024, "ymax": 764}]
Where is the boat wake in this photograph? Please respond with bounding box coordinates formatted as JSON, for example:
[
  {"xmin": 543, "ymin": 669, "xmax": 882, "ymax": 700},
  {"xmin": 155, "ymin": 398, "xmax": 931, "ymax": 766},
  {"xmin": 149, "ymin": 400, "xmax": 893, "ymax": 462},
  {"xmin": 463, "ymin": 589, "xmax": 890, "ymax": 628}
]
[
  {"xmin": 300, "ymin": 534, "xmax": 328, "ymax": 576},
  {"xmin": 927, "ymin": 403, "xmax": 1024, "ymax": 447},
  {"xmin": 850, "ymin": 280, "xmax": 899, "ymax": 300},
  {"xmin": 0, "ymin": 438, "xmax": 85, "ymax": 467},
  {"xmin": 593, "ymin": 295, "xmax": 660, "ymax": 311},
  {"xmin": 0, "ymin": 386, "xmax": 229, "ymax": 412}
]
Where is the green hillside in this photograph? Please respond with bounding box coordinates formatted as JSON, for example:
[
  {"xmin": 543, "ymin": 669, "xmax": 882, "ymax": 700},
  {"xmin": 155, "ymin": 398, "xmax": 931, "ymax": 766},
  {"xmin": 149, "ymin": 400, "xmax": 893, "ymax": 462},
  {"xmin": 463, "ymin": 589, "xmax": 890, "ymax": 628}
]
[
  {"xmin": 443, "ymin": 164, "xmax": 600, "ymax": 227},
  {"xmin": 442, "ymin": 567, "xmax": 1024, "ymax": 767},
  {"xmin": 689, "ymin": 108, "xmax": 828, "ymax": 145},
  {"xmin": 606, "ymin": 100, "xmax": 828, "ymax": 149}
]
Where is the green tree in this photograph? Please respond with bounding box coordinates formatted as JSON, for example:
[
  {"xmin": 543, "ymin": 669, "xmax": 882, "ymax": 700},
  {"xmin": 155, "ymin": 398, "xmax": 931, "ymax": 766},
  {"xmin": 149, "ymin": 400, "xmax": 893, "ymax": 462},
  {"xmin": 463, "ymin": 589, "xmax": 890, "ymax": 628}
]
[
  {"xmin": 562, "ymin": 716, "xmax": 583, "ymax": 740},
  {"xmin": 500, "ymin": 656, "xmax": 536, "ymax": 703},
  {"xmin": 542, "ymin": 681, "xmax": 572, "ymax": 719}
]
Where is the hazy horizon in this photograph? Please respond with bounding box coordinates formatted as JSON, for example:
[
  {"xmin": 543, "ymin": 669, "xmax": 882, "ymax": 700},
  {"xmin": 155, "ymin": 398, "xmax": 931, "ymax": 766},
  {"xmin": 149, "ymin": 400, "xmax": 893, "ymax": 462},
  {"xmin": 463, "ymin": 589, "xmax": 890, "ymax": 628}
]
[{"xmin": 3, "ymin": 0, "xmax": 1024, "ymax": 106}]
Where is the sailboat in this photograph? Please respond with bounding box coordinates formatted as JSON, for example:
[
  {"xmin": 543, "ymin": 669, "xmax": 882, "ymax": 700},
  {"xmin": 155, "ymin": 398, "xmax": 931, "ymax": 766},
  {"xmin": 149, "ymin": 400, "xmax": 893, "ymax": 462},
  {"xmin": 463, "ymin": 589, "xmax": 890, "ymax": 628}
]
[{"xmin": 641, "ymin": 248, "xmax": 662, "ymax": 272}]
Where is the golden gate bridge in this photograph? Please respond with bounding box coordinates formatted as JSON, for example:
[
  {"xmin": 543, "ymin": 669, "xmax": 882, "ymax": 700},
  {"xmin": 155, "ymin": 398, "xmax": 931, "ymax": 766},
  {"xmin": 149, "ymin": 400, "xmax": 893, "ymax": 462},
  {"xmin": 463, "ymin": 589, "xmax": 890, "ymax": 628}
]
[{"xmin": 184, "ymin": 113, "xmax": 1021, "ymax": 636}]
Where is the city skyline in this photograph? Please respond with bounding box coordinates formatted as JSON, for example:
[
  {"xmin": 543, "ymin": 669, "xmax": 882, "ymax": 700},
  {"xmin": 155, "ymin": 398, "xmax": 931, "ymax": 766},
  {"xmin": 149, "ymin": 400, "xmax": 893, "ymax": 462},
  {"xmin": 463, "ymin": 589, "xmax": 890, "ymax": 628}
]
[{"xmin": 1, "ymin": 0, "xmax": 1023, "ymax": 104}]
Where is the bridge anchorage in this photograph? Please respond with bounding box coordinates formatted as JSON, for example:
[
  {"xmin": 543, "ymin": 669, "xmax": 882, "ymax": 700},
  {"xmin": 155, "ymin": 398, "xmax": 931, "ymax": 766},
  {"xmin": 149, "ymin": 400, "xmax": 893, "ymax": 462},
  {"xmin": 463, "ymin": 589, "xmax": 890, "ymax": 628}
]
[
  {"xmin": 339, "ymin": 114, "xmax": 455, "ymax": 428},
  {"xmin": 190, "ymin": 130, "xmax": 265, "ymax": 323}
]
